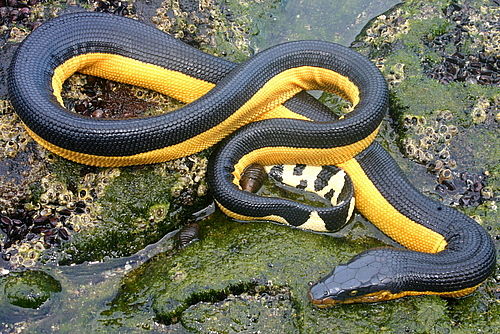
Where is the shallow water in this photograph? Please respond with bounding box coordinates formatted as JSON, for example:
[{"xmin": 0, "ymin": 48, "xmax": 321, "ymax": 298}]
[{"xmin": 253, "ymin": 0, "xmax": 401, "ymax": 49}]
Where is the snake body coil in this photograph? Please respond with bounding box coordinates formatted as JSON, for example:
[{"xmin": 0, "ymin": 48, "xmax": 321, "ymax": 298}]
[{"xmin": 8, "ymin": 12, "xmax": 495, "ymax": 305}]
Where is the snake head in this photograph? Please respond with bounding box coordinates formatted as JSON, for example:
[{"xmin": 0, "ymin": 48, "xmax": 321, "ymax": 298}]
[{"xmin": 309, "ymin": 250, "xmax": 400, "ymax": 307}]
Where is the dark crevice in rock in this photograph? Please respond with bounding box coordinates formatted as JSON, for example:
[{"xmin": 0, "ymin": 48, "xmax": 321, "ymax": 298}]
[{"xmin": 155, "ymin": 281, "xmax": 298, "ymax": 328}]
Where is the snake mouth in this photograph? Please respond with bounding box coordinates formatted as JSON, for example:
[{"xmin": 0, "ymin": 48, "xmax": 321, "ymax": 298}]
[
  {"xmin": 308, "ymin": 284, "xmax": 341, "ymax": 308},
  {"xmin": 307, "ymin": 291, "xmax": 339, "ymax": 308}
]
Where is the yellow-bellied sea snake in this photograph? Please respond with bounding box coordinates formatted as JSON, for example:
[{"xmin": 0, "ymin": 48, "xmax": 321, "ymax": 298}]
[{"xmin": 8, "ymin": 12, "xmax": 495, "ymax": 306}]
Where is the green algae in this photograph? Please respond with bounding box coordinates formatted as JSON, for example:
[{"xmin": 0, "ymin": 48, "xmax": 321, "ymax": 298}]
[
  {"xmin": 55, "ymin": 167, "xmax": 179, "ymax": 264},
  {"xmin": 54, "ymin": 212, "xmax": 492, "ymax": 333},
  {"xmin": 180, "ymin": 286, "xmax": 300, "ymax": 333},
  {"xmin": 2, "ymin": 270, "xmax": 61, "ymax": 309},
  {"xmin": 97, "ymin": 213, "xmax": 385, "ymax": 331}
]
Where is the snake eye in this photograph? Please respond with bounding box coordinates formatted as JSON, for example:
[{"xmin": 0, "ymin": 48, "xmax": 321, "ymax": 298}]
[{"xmin": 350, "ymin": 290, "xmax": 358, "ymax": 296}]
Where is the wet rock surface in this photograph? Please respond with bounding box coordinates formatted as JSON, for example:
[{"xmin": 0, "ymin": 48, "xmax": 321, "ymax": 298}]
[
  {"xmin": 1, "ymin": 270, "xmax": 61, "ymax": 308},
  {"xmin": 0, "ymin": 0, "xmax": 498, "ymax": 333}
]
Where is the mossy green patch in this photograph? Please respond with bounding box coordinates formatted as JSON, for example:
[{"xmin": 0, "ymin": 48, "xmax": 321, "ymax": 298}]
[
  {"xmin": 2, "ymin": 270, "xmax": 61, "ymax": 309},
  {"xmin": 98, "ymin": 213, "xmax": 385, "ymax": 331},
  {"xmin": 91, "ymin": 213, "xmax": 498, "ymax": 333},
  {"xmin": 403, "ymin": 17, "xmax": 451, "ymax": 52},
  {"xmin": 392, "ymin": 78, "xmax": 469, "ymax": 119},
  {"xmin": 56, "ymin": 167, "xmax": 179, "ymax": 264},
  {"xmin": 99, "ymin": 167, "xmax": 174, "ymax": 225},
  {"xmin": 180, "ymin": 287, "xmax": 300, "ymax": 333}
]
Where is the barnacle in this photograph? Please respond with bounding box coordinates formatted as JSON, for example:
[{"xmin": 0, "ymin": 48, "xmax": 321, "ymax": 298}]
[
  {"xmin": 437, "ymin": 110, "xmax": 453, "ymax": 122},
  {"xmin": 432, "ymin": 159, "xmax": 444, "ymax": 172},
  {"xmin": 7, "ymin": 26, "xmax": 29, "ymax": 43},
  {"xmin": 404, "ymin": 140, "xmax": 416, "ymax": 157},
  {"xmin": 0, "ymin": 100, "xmax": 31, "ymax": 159},
  {"xmin": 148, "ymin": 203, "xmax": 170, "ymax": 223},
  {"xmin": 471, "ymin": 108, "xmax": 487, "ymax": 124},
  {"xmin": 77, "ymin": 187, "xmax": 94, "ymax": 204},
  {"xmin": 438, "ymin": 168, "xmax": 453, "ymax": 183},
  {"xmin": 471, "ymin": 97, "xmax": 490, "ymax": 124},
  {"xmin": 418, "ymin": 137, "xmax": 432, "ymax": 150},
  {"xmin": 386, "ymin": 63, "xmax": 406, "ymax": 87},
  {"xmin": 424, "ymin": 126, "xmax": 435, "ymax": 136},
  {"xmin": 480, "ymin": 186, "xmax": 493, "ymax": 200},
  {"xmin": 446, "ymin": 159, "xmax": 457, "ymax": 170},
  {"xmin": 362, "ymin": 8, "xmax": 409, "ymax": 48}
]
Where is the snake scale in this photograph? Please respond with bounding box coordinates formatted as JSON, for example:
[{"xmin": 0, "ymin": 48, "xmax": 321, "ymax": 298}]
[{"xmin": 8, "ymin": 12, "xmax": 495, "ymax": 306}]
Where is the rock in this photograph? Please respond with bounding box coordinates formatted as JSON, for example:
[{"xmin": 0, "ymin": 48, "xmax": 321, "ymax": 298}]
[{"xmin": 2, "ymin": 270, "xmax": 61, "ymax": 308}]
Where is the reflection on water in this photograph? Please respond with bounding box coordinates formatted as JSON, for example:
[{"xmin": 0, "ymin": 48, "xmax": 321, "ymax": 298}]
[{"xmin": 253, "ymin": 0, "xmax": 401, "ymax": 49}]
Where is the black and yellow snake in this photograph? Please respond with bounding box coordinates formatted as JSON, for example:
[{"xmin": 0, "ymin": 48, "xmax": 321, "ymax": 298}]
[{"xmin": 8, "ymin": 12, "xmax": 495, "ymax": 306}]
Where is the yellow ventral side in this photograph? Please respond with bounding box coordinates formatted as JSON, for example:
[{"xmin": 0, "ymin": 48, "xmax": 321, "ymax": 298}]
[{"xmin": 338, "ymin": 158, "xmax": 447, "ymax": 253}]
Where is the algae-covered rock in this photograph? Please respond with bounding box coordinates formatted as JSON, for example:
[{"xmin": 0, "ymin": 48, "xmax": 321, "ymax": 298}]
[
  {"xmin": 93, "ymin": 213, "xmax": 498, "ymax": 333},
  {"xmin": 3, "ymin": 270, "xmax": 61, "ymax": 309},
  {"xmin": 54, "ymin": 166, "xmax": 187, "ymax": 264},
  {"xmin": 180, "ymin": 287, "xmax": 299, "ymax": 333},
  {"xmin": 352, "ymin": 0, "xmax": 499, "ymax": 224},
  {"xmin": 97, "ymin": 213, "xmax": 384, "ymax": 332}
]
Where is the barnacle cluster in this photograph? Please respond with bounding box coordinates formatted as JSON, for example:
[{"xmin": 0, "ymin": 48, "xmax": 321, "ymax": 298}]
[
  {"xmin": 400, "ymin": 105, "xmax": 494, "ymax": 207},
  {"xmin": 1, "ymin": 0, "xmax": 137, "ymax": 43},
  {"xmin": 62, "ymin": 73, "xmax": 185, "ymax": 119},
  {"xmin": 361, "ymin": 8, "xmax": 409, "ymax": 49},
  {"xmin": 459, "ymin": 3, "xmax": 499, "ymax": 55},
  {"xmin": 401, "ymin": 109, "xmax": 459, "ymax": 173},
  {"xmin": 386, "ymin": 63, "xmax": 405, "ymax": 88},
  {"xmin": 426, "ymin": 3, "xmax": 499, "ymax": 85},
  {"xmin": 155, "ymin": 155, "xmax": 208, "ymax": 206},
  {"xmin": 470, "ymin": 96, "xmax": 497, "ymax": 124},
  {"xmin": 0, "ymin": 99, "xmax": 31, "ymax": 159},
  {"xmin": 92, "ymin": 0, "xmax": 136, "ymax": 17},
  {"xmin": 65, "ymin": 168, "xmax": 121, "ymax": 232},
  {"xmin": 0, "ymin": 180, "xmax": 31, "ymax": 216},
  {"xmin": 153, "ymin": 0, "xmax": 254, "ymax": 59},
  {"xmin": 2, "ymin": 0, "xmax": 61, "ymax": 43},
  {"xmin": 8, "ymin": 239, "xmax": 45, "ymax": 268},
  {"xmin": 1, "ymin": 166, "xmax": 121, "ymax": 268}
]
